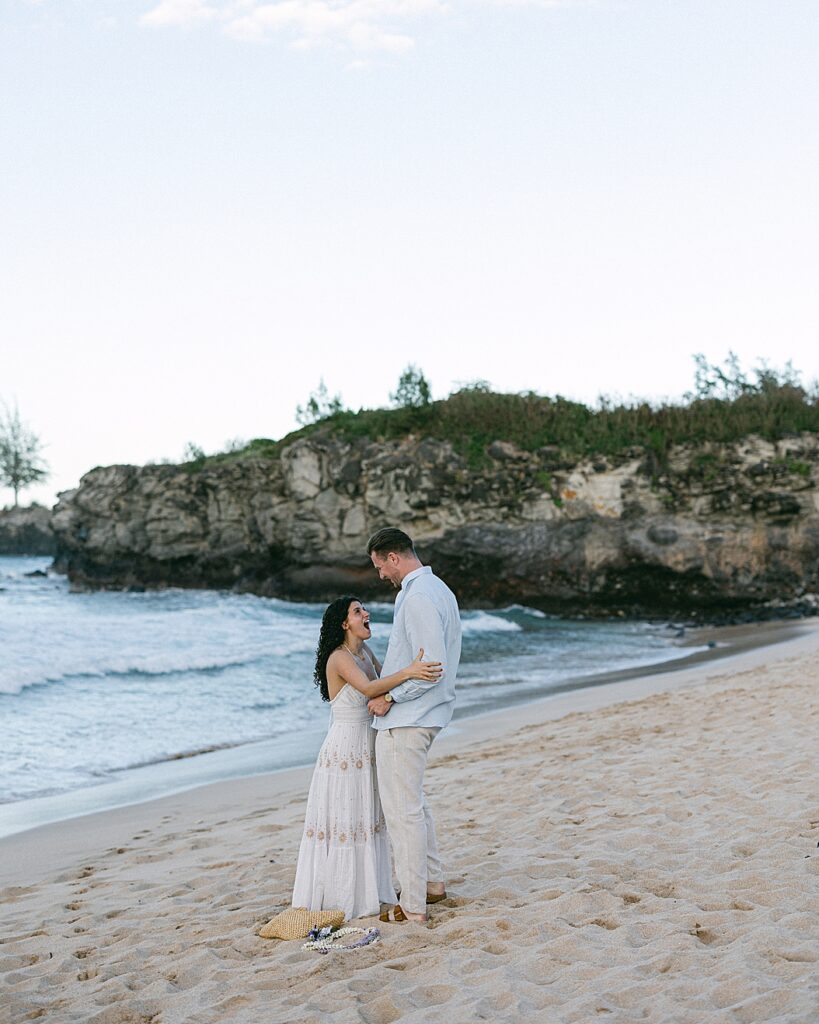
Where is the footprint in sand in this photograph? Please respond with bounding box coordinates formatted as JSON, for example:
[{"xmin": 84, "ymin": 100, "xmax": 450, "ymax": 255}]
[
  {"xmin": 691, "ymin": 925, "xmax": 719, "ymax": 945},
  {"xmin": 538, "ymin": 889, "xmax": 564, "ymax": 901},
  {"xmin": 589, "ymin": 917, "xmax": 620, "ymax": 930},
  {"xmin": 0, "ymin": 953, "xmax": 41, "ymax": 969},
  {"xmin": 406, "ymin": 984, "xmax": 457, "ymax": 1008},
  {"xmin": 348, "ymin": 977, "xmax": 382, "ymax": 995},
  {"xmin": 0, "ymin": 885, "xmax": 35, "ymax": 903},
  {"xmin": 0, "ymin": 929, "xmax": 48, "ymax": 945},
  {"xmin": 481, "ymin": 941, "xmax": 508, "ymax": 955},
  {"xmin": 356, "ymin": 995, "xmax": 402, "ymax": 1024},
  {"xmin": 475, "ymin": 991, "xmax": 516, "ymax": 1014}
]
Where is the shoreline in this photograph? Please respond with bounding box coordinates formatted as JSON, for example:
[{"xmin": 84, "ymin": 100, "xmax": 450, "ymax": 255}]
[
  {"xmin": 3, "ymin": 618, "xmax": 819, "ymax": 1022},
  {"xmin": 1, "ymin": 615, "xmax": 815, "ymax": 888},
  {"xmin": 0, "ymin": 616, "xmax": 804, "ymax": 845}
]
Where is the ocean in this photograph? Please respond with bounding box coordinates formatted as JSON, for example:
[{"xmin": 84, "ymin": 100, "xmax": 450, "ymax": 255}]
[{"xmin": 0, "ymin": 555, "xmax": 702, "ymax": 832}]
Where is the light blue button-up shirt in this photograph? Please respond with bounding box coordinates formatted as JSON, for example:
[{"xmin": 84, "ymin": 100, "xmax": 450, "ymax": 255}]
[{"xmin": 372, "ymin": 565, "xmax": 462, "ymax": 731}]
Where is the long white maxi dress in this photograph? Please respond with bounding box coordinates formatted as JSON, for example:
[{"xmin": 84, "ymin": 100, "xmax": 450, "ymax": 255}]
[{"xmin": 292, "ymin": 683, "xmax": 395, "ymax": 920}]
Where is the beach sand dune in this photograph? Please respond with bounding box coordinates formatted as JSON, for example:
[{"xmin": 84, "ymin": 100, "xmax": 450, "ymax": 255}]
[{"xmin": 2, "ymin": 631, "xmax": 819, "ymax": 1023}]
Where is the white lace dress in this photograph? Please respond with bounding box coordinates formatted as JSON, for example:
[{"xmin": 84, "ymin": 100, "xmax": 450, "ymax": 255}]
[{"xmin": 291, "ymin": 684, "xmax": 395, "ymax": 920}]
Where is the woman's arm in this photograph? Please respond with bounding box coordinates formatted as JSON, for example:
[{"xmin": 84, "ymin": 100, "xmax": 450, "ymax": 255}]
[{"xmin": 328, "ymin": 649, "xmax": 442, "ymax": 699}]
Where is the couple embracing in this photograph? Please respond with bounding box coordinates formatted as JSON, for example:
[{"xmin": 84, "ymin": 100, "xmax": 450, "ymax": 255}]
[{"xmin": 292, "ymin": 527, "xmax": 462, "ymax": 924}]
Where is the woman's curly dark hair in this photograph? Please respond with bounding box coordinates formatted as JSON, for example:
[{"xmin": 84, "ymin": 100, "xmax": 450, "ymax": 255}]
[{"xmin": 314, "ymin": 596, "xmax": 361, "ymax": 702}]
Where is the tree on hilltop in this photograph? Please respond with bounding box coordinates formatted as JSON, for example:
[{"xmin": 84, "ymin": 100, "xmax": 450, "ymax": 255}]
[
  {"xmin": 0, "ymin": 402, "xmax": 50, "ymax": 507},
  {"xmin": 689, "ymin": 351, "xmax": 804, "ymax": 401},
  {"xmin": 296, "ymin": 379, "xmax": 345, "ymax": 425},
  {"xmin": 390, "ymin": 365, "xmax": 431, "ymax": 408},
  {"xmin": 183, "ymin": 442, "xmax": 206, "ymax": 462}
]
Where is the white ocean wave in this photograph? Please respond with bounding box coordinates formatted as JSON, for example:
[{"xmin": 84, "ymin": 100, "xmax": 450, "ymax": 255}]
[
  {"xmin": 0, "ymin": 634, "xmax": 314, "ymax": 696},
  {"xmin": 460, "ymin": 611, "xmax": 523, "ymax": 634},
  {"xmin": 501, "ymin": 604, "xmax": 548, "ymax": 619}
]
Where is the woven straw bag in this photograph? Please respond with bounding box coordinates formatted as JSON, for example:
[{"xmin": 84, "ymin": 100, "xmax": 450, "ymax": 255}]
[{"xmin": 259, "ymin": 907, "xmax": 345, "ymax": 940}]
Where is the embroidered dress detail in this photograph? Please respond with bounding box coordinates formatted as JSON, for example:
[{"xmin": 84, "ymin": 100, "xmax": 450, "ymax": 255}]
[{"xmin": 292, "ymin": 684, "xmax": 394, "ymax": 919}]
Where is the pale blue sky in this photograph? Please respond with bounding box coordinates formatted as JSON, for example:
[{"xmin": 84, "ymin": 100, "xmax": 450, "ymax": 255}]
[{"xmin": 2, "ymin": 0, "xmax": 818, "ymax": 506}]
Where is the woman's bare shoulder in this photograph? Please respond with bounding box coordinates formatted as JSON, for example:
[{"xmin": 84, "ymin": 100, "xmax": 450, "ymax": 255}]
[{"xmin": 326, "ymin": 648, "xmax": 347, "ymax": 670}]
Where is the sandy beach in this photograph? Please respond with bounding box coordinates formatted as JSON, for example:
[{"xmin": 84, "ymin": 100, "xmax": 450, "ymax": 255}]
[{"xmin": 2, "ymin": 619, "xmax": 818, "ymax": 1024}]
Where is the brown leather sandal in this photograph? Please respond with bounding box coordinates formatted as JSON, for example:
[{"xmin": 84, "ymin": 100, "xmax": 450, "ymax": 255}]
[
  {"xmin": 379, "ymin": 904, "xmax": 407, "ymax": 923},
  {"xmin": 396, "ymin": 891, "xmax": 448, "ymax": 905}
]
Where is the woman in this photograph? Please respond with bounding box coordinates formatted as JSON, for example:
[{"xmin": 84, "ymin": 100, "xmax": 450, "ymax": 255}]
[{"xmin": 291, "ymin": 595, "xmax": 443, "ymax": 921}]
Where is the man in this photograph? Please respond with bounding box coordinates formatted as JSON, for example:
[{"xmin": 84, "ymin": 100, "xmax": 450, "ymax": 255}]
[{"xmin": 366, "ymin": 527, "xmax": 462, "ymax": 924}]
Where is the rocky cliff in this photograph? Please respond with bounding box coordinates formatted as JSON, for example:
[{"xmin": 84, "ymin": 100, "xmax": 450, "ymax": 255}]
[
  {"xmin": 0, "ymin": 505, "xmax": 56, "ymax": 556},
  {"xmin": 50, "ymin": 431, "xmax": 819, "ymax": 619}
]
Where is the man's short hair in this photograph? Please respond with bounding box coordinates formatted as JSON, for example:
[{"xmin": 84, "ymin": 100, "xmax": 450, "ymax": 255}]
[{"xmin": 367, "ymin": 527, "xmax": 415, "ymax": 558}]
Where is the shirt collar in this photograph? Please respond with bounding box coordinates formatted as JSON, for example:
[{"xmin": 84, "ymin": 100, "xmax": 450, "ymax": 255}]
[{"xmin": 400, "ymin": 565, "xmax": 431, "ymax": 592}]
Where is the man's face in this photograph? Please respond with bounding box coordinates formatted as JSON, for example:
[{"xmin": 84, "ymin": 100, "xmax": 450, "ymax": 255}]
[{"xmin": 371, "ymin": 551, "xmax": 402, "ymax": 589}]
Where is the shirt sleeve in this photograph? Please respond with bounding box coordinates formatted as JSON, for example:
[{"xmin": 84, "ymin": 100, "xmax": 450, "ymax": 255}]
[{"xmin": 389, "ymin": 592, "xmax": 447, "ymax": 703}]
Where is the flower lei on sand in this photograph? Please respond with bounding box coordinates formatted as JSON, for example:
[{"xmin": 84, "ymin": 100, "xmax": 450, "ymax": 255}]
[{"xmin": 302, "ymin": 925, "xmax": 381, "ymax": 954}]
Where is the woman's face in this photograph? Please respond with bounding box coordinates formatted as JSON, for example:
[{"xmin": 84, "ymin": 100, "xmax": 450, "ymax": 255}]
[{"xmin": 343, "ymin": 601, "xmax": 371, "ymax": 641}]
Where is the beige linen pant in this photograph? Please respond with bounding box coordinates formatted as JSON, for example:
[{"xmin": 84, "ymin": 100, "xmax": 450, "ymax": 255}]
[{"xmin": 375, "ymin": 726, "xmax": 444, "ymax": 916}]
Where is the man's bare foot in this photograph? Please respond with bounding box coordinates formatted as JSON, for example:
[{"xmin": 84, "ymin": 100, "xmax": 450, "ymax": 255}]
[
  {"xmin": 405, "ymin": 911, "xmax": 428, "ymax": 923},
  {"xmin": 427, "ymin": 883, "xmax": 447, "ymax": 903}
]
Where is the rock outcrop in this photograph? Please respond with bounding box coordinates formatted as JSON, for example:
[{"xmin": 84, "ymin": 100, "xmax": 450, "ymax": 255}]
[
  {"xmin": 0, "ymin": 505, "xmax": 56, "ymax": 555},
  {"xmin": 51, "ymin": 433, "xmax": 819, "ymax": 618}
]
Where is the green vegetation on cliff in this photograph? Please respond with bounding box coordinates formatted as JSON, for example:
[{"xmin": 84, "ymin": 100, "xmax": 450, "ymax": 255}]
[{"xmin": 193, "ymin": 355, "xmax": 819, "ymax": 471}]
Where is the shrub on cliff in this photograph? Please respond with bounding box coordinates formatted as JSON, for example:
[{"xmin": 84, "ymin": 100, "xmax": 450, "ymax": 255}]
[
  {"xmin": 308, "ymin": 355, "xmax": 818, "ymax": 467},
  {"xmin": 201, "ymin": 354, "xmax": 818, "ymax": 471}
]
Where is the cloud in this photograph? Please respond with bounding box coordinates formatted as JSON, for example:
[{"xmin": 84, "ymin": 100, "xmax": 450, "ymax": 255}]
[
  {"xmin": 139, "ymin": 0, "xmax": 574, "ymax": 53},
  {"xmin": 141, "ymin": 0, "xmax": 221, "ymax": 27},
  {"xmin": 221, "ymin": 1, "xmax": 432, "ymax": 50}
]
